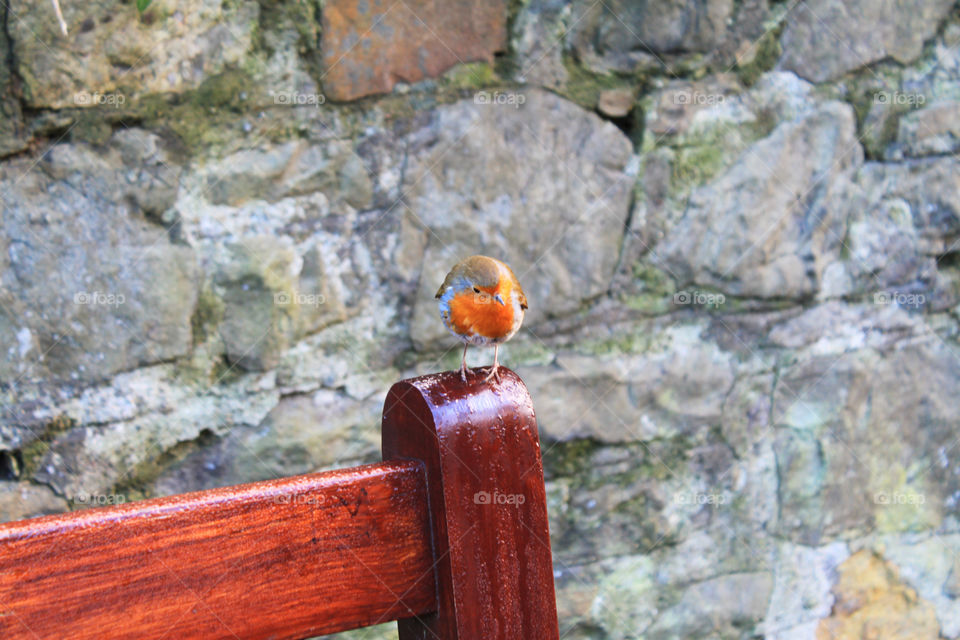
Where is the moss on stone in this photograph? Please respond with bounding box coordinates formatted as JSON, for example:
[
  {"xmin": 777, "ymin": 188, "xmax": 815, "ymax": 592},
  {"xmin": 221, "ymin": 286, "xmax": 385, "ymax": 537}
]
[
  {"xmin": 190, "ymin": 285, "xmax": 226, "ymax": 346},
  {"xmin": 441, "ymin": 62, "xmax": 499, "ymax": 91},
  {"xmin": 19, "ymin": 414, "xmax": 76, "ymax": 478},
  {"xmin": 112, "ymin": 428, "xmax": 221, "ymax": 502},
  {"xmin": 68, "ymin": 114, "xmax": 114, "ymax": 146},
  {"xmin": 110, "ymin": 69, "xmax": 265, "ymax": 154},
  {"xmin": 620, "ymin": 264, "xmax": 676, "ymax": 315},
  {"xmin": 670, "ymin": 143, "xmax": 727, "ymax": 191},
  {"xmin": 559, "ymin": 56, "xmax": 631, "ymax": 110},
  {"xmin": 544, "ymin": 435, "xmax": 694, "ymax": 486},
  {"xmin": 734, "ymin": 24, "xmax": 783, "ymax": 88},
  {"xmin": 543, "ymin": 438, "xmax": 607, "ymax": 480},
  {"xmin": 193, "ymin": 69, "xmax": 255, "ymax": 110}
]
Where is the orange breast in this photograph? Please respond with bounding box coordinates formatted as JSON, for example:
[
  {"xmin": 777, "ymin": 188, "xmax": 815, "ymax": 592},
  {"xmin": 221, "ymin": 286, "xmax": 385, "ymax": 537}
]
[{"xmin": 447, "ymin": 290, "xmax": 516, "ymax": 340}]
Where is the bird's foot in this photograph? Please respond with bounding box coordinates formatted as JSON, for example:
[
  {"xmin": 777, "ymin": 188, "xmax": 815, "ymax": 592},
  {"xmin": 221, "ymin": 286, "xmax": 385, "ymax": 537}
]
[
  {"xmin": 483, "ymin": 364, "xmax": 501, "ymax": 383},
  {"xmin": 460, "ymin": 363, "xmax": 469, "ymax": 382}
]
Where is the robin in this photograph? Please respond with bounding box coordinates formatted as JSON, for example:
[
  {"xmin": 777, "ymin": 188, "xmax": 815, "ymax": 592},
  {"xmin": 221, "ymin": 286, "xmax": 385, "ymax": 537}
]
[{"xmin": 436, "ymin": 255, "xmax": 528, "ymax": 382}]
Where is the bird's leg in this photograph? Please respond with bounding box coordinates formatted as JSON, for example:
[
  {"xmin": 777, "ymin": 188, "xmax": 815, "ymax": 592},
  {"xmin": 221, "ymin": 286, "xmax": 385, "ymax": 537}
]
[
  {"xmin": 460, "ymin": 342, "xmax": 469, "ymax": 382},
  {"xmin": 484, "ymin": 344, "xmax": 501, "ymax": 383}
]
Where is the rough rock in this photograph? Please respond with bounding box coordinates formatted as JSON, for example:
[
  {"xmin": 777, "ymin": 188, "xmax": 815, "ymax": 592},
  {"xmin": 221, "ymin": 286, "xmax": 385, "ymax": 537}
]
[
  {"xmin": 620, "ymin": 72, "xmax": 821, "ymax": 281},
  {"xmin": 570, "ymin": 0, "xmax": 735, "ymax": 60},
  {"xmin": 646, "ymin": 572, "xmax": 774, "ymax": 639},
  {"xmin": 321, "ymin": 0, "xmax": 507, "ymax": 101},
  {"xmin": 779, "ymin": 0, "xmax": 955, "ymax": 83},
  {"xmin": 597, "ymin": 88, "xmax": 635, "ymax": 118},
  {"xmin": 198, "ymin": 140, "xmax": 374, "ymax": 209},
  {"xmin": 820, "ymin": 156, "xmax": 960, "ymax": 305},
  {"xmin": 10, "ymin": 0, "xmax": 258, "ymax": 109},
  {"xmin": 520, "ymin": 323, "xmax": 735, "ymax": 443},
  {"xmin": 212, "ymin": 236, "xmax": 345, "ymax": 372},
  {"xmin": 0, "ymin": 133, "xmax": 199, "ymax": 385},
  {"xmin": 654, "ymin": 101, "xmax": 862, "ymax": 299},
  {"xmin": 0, "ymin": 482, "xmax": 68, "ymax": 521},
  {"xmin": 0, "ymin": 8, "xmax": 27, "ymax": 158},
  {"xmin": 816, "ymin": 550, "xmax": 941, "ymax": 639},
  {"xmin": 762, "ymin": 541, "xmax": 850, "ymax": 639},
  {"xmin": 511, "ymin": 0, "xmax": 571, "ymax": 88},
  {"xmin": 771, "ymin": 336, "xmax": 960, "ymax": 545},
  {"xmin": 405, "ymin": 90, "xmax": 634, "ymax": 349},
  {"xmin": 892, "ymin": 101, "xmax": 960, "ymax": 159},
  {"xmin": 149, "ymin": 390, "xmax": 381, "ymax": 495},
  {"xmin": 883, "ymin": 535, "xmax": 960, "ymax": 638},
  {"xmin": 32, "ymin": 367, "xmax": 279, "ymax": 500}
]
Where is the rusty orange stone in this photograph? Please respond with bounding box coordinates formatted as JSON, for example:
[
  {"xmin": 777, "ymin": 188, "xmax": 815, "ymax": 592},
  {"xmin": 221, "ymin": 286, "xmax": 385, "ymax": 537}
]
[{"xmin": 321, "ymin": 0, "xmax": 506, "ymax": 101}]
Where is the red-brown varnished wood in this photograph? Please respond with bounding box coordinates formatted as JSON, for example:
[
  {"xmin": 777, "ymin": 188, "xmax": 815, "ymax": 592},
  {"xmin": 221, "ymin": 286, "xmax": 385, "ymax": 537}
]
[
  {"xmin": 0, "ymin": 460, "xmax": 436, "ymax": 640},
  {"xmin": 382, "ymin": 367, "xmax": 560, "ymax": 640}
]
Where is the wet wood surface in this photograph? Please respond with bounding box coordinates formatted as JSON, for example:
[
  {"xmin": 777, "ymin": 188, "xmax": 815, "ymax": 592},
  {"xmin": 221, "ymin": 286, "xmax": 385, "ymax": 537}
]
[
  {"xmin": 0, "ymin": 460, "xmax": 435, "ymax": 639},
  {"xmin": 382, "ymin": 367, "xmax": 560, "ymax": 640}
]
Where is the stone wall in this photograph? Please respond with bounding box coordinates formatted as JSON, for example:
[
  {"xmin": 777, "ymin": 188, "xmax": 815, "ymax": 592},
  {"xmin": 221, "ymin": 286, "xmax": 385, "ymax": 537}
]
[{"xmin": 2, "ymin": 0, "xmax": 960, "ymax": 638}]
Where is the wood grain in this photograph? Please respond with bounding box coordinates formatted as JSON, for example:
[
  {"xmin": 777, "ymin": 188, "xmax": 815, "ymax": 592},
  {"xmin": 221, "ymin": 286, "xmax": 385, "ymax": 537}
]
[
  {"xmin": 0, "ymin": 460, "xmax": 436, "ymax": 640},
  {"xmin": 382, "ymin": 367, "xmax": 560, "ymax": 640}
]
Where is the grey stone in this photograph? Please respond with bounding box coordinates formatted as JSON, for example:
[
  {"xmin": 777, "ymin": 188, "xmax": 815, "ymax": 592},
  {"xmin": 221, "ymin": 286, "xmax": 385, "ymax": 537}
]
[
  {"xmin": 10, "ymin": 0, "xmax": 258, "ymax": 109},
  {"xmin": 882, "ymin": 535, "xmax": 960, "ymax": 638},
  {"xmin": 892, "ymin": 101, "xmax": 960, "ymax": 159},
  {"xmin": 149, "ymin": 390, "xmax": 381, "ymax": 496},
  {"xmin": 200, "ymin": 140, "xmax": 373, "ymax": 210},
  {"xmin": 761, "ymin": 541, "xmax": 850, "ymax": 639},
  {"xmin": 0, "ymin": 8, "xmax": 27, "ymax": 158},
  {"xmin": 512, "ymin": 0, "xmax": 571, "ymax": 88},
  {"xmin": 520, "ymin": 323, "xmax": 735, "ymax": 443},
  {"xmin": 213, "ymin": 236, "xmax": 299, "ymax": 372},
  {"xmin": 0, "ymin": 134, "xmax": 200, "ymax": 385},
  {"xmin": 597, "ymin": 88, "xmax": 635, "ymax": 118},
  {"xmin": 0, "ymin": 481, "xmax": 69, "ymax": 522},
  {"xmin": 208, "ymin": 237, "xmax": 346, "ymax": 373},
  {"xmin": 771, "ymin": 338, "xmax": 960, "ymax": 545},
  {"xmin": 653, "ymin": 101, "xmax": 862, "ymax": 299},
  {"xmin": 32, "ymin": 365, "xmax": 280, "ymax": 500},
  {"xmin": 779, "ymin": 0, "xmax": 954, "ymax": 83},
  {"xmin": 570, "ymin": 0, "xmax": 735, "ymax": 58},
  {"xmin": 646, "ymin": 572, "xmax": 774, "ymax": 639}
]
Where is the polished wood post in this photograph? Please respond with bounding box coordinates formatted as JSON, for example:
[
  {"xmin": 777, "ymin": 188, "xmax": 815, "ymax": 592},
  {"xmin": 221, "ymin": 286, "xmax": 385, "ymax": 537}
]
[{"xmin": 382, "ymin": 368, "xmax": 560, "ymax": 640}]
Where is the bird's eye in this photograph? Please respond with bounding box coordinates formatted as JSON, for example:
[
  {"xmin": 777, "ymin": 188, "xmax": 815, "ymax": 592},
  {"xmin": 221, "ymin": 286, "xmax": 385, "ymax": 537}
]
[{"xmin": 473, "ymin": 287, "xmax": 480, "ymax": 294}]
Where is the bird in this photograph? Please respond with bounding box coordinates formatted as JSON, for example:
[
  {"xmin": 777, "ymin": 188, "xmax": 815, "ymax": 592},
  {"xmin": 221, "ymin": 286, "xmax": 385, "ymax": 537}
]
[{"xmin": 435, "ymin": 255, "xmax": 528, "ymax": 383}]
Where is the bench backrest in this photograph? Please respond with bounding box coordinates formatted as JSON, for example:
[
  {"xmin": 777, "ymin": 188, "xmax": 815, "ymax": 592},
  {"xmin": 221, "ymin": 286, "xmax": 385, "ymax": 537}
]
[{"xmin": 0, "ymin": 369, "xmax": 560, "ymax": 639}]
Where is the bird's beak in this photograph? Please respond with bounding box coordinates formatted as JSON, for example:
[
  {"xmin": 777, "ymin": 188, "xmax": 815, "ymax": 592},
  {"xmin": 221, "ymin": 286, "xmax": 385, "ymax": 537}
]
[{"xmin": 494, "ymin": 293, "xmax": 505, "ymax": 306}]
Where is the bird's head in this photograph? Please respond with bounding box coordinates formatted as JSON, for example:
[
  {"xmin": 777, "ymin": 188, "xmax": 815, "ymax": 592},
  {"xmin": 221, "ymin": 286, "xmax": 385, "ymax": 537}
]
[{"xmin": 435, "ymin": 255, "xmax": 528, "ymax": 310}]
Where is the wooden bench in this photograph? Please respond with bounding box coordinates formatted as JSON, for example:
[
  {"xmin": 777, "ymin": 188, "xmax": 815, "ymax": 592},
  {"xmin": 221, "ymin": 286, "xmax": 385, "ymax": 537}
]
[{"xmin": 0, "ymin": 369, "xmax": 559, "ymax": 639}]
